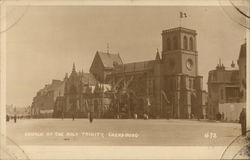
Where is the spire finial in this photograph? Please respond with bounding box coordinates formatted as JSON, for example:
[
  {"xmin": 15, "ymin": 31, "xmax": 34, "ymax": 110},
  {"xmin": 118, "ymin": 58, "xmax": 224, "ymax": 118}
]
[
  {"xmin": 73, "ymin": 63, "xmax": 76, "ymax": 72},
  {"xmin": 64, "ymin": 73, "xmax": 68, "ymax": 79},
  {"xmin": 155, "ymin": 48, "xmax": 161, "ymax": 60},
  {"xmin": 231, "ymin": 60, "xmax": 235, "ymax": 68}
]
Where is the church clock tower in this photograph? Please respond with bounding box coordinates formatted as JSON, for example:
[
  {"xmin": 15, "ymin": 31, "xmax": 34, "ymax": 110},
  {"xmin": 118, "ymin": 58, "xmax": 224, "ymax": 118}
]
[
  {"xmin": 160, "ymin": 27, "xmax": 203, "ymax": 119},
  {"xmin": 161, "ymin": 27, "xmax": 198, "ymax": 76}
]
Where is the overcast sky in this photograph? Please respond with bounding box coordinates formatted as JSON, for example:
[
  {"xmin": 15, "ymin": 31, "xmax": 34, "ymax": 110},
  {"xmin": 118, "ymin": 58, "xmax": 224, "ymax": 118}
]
[{"xmin": 6, "ymin": 6, "xmax": 246, "ymax": 107}]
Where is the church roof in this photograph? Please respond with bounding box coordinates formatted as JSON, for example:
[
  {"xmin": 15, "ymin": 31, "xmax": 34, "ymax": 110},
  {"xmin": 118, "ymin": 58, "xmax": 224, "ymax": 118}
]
[
  {"xmin": 162, "ymin": 27, "xmax": 197, "ymax": 35},
  {"xmin": 208, "ymin": 69, "xmax": 240, "ymax": 84},
  {"xmin": 97, "ymin": 51, "xmax": 123, "ymax": 69},
  {"xmin": 114, "ymin": 60, "xmax": 155, "ymax": 73}
]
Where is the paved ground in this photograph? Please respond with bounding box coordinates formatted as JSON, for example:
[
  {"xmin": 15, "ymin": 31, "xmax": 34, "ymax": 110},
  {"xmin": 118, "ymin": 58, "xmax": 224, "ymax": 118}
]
[{"xmin": 6, "ymin": 119, "xmax": 241, "ymax": 146}]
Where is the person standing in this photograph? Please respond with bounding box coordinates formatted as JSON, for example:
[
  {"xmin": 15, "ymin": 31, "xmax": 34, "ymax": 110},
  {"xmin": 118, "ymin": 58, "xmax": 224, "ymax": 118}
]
[
  {"xmin": 6, "ymin": 115, "xmax": 9, "ymax": 122},
  {"xmin": 72, "ymin": 112, "xmax": 75, "ymax": 121},
  {"xmin": 14, "ymin": 114, "xmax": 17, "ymax": 123},
  {"xmin": 239, "ymin": 108, "xmax": 246, "ymax": 136},
  {"xmin": 89, "ymin": 112, "xmax": 93, "ymax": 123}
]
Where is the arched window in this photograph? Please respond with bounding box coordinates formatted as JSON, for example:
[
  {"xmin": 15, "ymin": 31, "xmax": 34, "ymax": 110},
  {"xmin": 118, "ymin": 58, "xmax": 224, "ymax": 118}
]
[
  {"xmin": 189, "ymin": 37, "xmax": 194, "ymax": 51},
  {"xmin": 167, "ymin": 38, "xmax": 171, "ymax": 50},
  {"xmin": 184, "ymin": 36, "xmax": 188, "ymax": 50},
  {"xmin": 173, "ymin": 36, "xmax": 178, "ymax": 50}
]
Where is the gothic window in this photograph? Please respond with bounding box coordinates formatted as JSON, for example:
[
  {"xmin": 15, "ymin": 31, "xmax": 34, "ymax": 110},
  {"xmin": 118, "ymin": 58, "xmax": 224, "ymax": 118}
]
[
  {"xmin": 167, "ymin": 38, "xmax": 171, "ymax": 50},
  {"xmin": 189, "ymin": 37, "xmax": 194, "ymax": 51},
  {"xmin": 184, "ymin": 36, "xmax": 188, "ymax": 50},
  {"xmin": 173, "ymin": 36, "xmax": 178, "ymax": 50}
]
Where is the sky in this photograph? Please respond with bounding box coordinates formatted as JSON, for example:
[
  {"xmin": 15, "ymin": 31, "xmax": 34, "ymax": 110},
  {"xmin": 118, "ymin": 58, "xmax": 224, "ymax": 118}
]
[{"xmin": 6, "ymin": 6, "xmax": 246, "ymax": 107}]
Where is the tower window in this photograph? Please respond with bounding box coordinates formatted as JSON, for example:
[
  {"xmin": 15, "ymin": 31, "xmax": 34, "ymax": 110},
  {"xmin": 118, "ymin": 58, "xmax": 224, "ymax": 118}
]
[
  {"xmin": 173, "ymin": 36, "xmax": 178, "ymax": 50},
  {"xmin": 190, "ymin": 37, "xmax": 194, "ymax": 51},
  {"xmin": 184, "ymin": 36, "xmax": 188, "ymax": 50},
  {"xmin": 167, "ymin": 38, "xmax": 171, "ymax": 50}
]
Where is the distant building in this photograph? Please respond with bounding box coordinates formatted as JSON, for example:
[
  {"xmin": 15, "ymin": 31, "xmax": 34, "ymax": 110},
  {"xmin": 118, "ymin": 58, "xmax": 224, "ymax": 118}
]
[
  {"xmin": 6, "ymin": 104, "xmax": 31, "ymax": 118},
  {"xmin": 207, "ymin": 42, "xmax": 246, "ymax": 120},
  {"xmin": 31, "ymin": 80, "xmax": 64, "ymax": 118}
]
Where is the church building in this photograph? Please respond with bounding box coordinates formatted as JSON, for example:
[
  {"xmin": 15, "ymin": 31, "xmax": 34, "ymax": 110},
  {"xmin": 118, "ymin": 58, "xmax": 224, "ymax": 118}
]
[
  {"xmin": 90, "ymin": 27, "xmax": 207, "ymax": 119},
  {"xmin": 34, "ymin": 27, "xmax": 207, "ymax": 119}
]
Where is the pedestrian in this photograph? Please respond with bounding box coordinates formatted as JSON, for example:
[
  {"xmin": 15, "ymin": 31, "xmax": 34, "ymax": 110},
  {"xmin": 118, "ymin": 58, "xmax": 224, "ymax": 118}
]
[
  {"xmin": 72, "ymin": 113, "xmax": 75, "ymax": 121},
  {"xmin": 221, "ymin": 112, "xmax": 224, "ymax": 121},
  {"xmin": 216, "ymin": 112, "xmax": 221, "ymax": 121},
  {"xmin": 239, "ymin": 108, "xmax": 246, "ymax": 136},
  {"xmin": 6, "ymin": 115, "xmax": 9, "ymax": 122},
  {"xmin": 89, "ymin": 112, "xmax": 93, "ymax": 123},
  {"xmin": 14, "ymin": 114, "xmax": 17, "ymax": 123}
]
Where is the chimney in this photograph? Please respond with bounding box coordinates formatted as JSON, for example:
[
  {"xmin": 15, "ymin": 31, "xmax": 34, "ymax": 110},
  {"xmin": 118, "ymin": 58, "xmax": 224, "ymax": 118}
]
[{"xmin": 231, "ymin": 60, "xmax": 235, "ymax": 68}]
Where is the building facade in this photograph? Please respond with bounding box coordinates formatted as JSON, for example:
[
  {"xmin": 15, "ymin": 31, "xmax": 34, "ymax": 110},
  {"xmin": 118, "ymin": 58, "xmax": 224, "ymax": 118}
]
[
  {"xmin": 207, "ymin": 42, "xmax": 246, "ymax": 120},
  {"xmin": 31, "ymin": 80, "xmax": 64, "ymax": 118}
]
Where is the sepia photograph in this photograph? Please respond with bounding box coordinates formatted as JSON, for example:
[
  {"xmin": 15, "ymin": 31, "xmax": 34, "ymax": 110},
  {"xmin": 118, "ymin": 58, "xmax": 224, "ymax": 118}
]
[{"xmin": 1, "ymin": 0, "xmax": 249, "ymax": 159}]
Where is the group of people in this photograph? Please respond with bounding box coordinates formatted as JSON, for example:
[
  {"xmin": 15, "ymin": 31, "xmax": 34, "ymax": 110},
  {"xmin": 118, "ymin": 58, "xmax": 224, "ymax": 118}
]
[
  {"xmin": 215, "ymin": 108, "xmax": 246, "ymax": 136},
  {"xmin": 61, "ymin": 112, "xmax": 94, "ymax": 123},
  {"xmin": 6, "ymin": 114, "xmax": 18, "ymax": 123},
  {"xmin": 215, "ymin": 112, "xmax": 225, "ymax": 121}
]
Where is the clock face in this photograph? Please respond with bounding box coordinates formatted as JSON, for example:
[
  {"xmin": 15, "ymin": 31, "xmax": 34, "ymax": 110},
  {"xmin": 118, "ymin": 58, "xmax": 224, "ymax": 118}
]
[{"xmin": 186, "ymin": 59, "xmax": 193, "ymax": 70}]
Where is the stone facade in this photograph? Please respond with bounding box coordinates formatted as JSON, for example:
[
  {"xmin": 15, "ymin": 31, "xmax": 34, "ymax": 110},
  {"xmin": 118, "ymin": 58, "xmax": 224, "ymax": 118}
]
[
  {"xmin": 53, "ymin": 64, "xmax": 113, "ymax": 118},
  {"xmin": 105, "ymin": 27, "xmax": 207, "ymax": 119}
]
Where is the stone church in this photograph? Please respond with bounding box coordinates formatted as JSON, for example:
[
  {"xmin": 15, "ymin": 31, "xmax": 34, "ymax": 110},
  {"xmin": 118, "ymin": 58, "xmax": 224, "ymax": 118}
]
[
  {"xmin": 34, "ymin": 27, "xmax": 207, "ymax": 119},
  {"xmin": 90, "ymin": 27, "xmax": 207, "ymax": 119}
]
